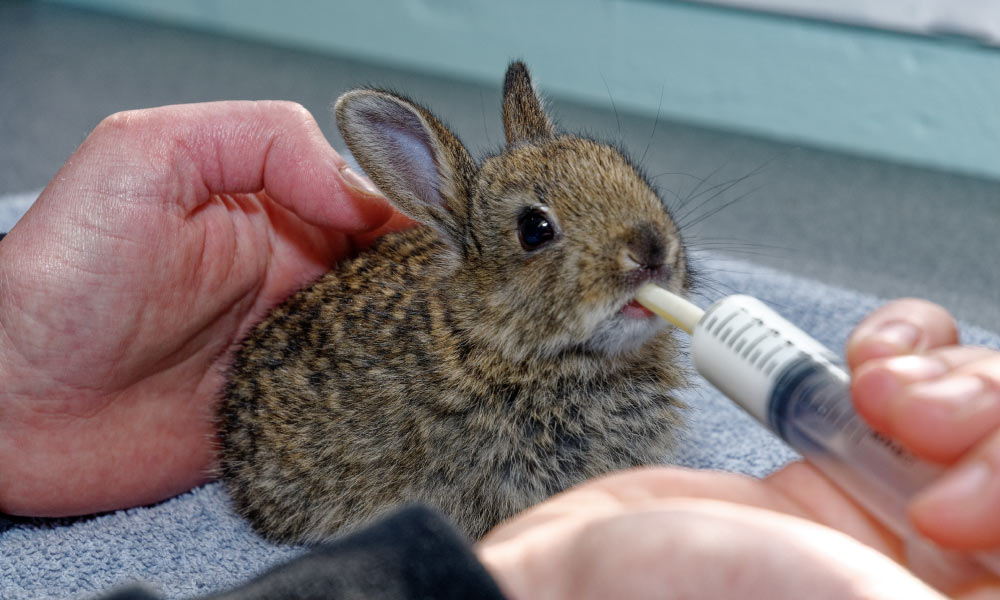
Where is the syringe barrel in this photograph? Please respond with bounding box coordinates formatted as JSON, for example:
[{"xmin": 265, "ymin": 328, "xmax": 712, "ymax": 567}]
[
  {"xmin": 690, "ymin": 294, "xmax": 1000, "ymax": 583},
  {"xmin": 767, "ymin": 355, "xmax": 941, "ymax": 534}
]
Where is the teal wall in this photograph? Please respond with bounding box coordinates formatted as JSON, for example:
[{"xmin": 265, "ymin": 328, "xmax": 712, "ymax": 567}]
[{"xmin": 44, "ymin": 0, "xmax": 1000, "ymax": 182}]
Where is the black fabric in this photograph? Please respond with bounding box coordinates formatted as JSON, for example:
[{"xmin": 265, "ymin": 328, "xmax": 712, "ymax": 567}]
[
  {"xmin": 94, "ymin": 505, "xmax": 509, "ymax": 600},
  {"xmin": 0, "ymin": 232, "xmax": 6, "ymax": 242},
  {"xmin": 93, "ymin": 587, "xmax": 161, "ymax": 600}
]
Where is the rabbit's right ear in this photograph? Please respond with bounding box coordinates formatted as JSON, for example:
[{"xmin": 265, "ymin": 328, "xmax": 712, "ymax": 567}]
[{"xmin": 336, "ymin": 90, "xmax": 475, "ymax": 245}]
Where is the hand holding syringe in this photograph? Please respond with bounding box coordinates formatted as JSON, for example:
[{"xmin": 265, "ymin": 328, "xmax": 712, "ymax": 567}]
[{"xmin": 636, "ymin": 284, "xmax": 1000, "ymax": 589}]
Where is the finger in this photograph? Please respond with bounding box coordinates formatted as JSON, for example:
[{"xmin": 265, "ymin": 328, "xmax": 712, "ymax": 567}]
[
  {"xmin": 846, "ymin": 299, "xmax": 959, "ymax": 370},
  {"xmin": 593, "ymin": 501, "xmax": 946, "ymax": 600},
  {"xmin": 852, "ymin": 348, "xmax": 1000, "ymax": 462},
  {"xmin": 590, "ymin": 464, "xmax": 898, "ymax": 555},
  {"xmin": 349, "ymin": 210, "xmax": 419, "ymax": 251},
  {"xmin": 765, "ymin": 462, "xmax": 902, "ymax": 557},
  {"xmin": 887, "ymin": 351, "xmax": 1000, "ymax": 463},
  {"xmin": 910, "ymin": 430, "xmax": 1000, "ymax": 550},
  {"xmin": 83, "ymin": 101, "xmax": 396, "ymax": 232},
  {"xmin": 851, "ymin": 346, "xmax": 1000, "ymax": 463}
]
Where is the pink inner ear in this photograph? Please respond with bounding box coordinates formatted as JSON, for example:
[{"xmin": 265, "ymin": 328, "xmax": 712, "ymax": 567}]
[
  {"xmin": 360, "ymin": 100, "xmax": 445, "ymax": 210},
  {"xmin": 380, "ymin": 122, "xmax": 442, "ymax": 207}
]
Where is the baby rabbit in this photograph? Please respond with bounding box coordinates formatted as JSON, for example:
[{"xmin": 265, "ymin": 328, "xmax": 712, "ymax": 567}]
[{"xmin": 218, "ymin": 61, "xmax": 691, "ymax": 543}]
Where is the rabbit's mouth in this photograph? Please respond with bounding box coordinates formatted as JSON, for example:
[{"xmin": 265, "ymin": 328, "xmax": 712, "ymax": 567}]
[
  {"xmin": 583, "ymin": 300, "xmax": 666, "ymax": 355},
  {"xmin": 621, "ymin": 299, "xmax": 655, "ymax": 320}
]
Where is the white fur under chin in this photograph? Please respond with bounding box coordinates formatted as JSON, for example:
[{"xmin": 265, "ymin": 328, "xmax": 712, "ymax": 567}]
[{"xmin": 585, "ymin": 312, "xmax": 667, "ymax": 356}]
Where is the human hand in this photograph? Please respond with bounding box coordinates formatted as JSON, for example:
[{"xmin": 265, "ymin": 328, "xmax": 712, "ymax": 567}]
[
  {"xmin": 478, "ymin": 299, "xmax": 1000, "ymax": 599},
  {"xmin": 477, "ymin": 467, "xmax": 946, "ymax": 600},
  {"xmin": 0, "ymin": 101, "xmax": 409, "ymax": 517},
  {"xmin": 848, "ymin": 299, "xmax": 1000, "ymax": 550}
]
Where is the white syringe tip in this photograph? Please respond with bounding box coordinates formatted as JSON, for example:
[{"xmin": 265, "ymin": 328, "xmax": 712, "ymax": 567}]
[{"xmin": 635, "ymin": 284, "xmax": 705, "ymax": 334}]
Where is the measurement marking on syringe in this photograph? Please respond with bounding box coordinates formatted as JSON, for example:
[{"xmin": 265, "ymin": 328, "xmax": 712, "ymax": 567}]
[
  {"xmin": 741, "ymin": 326, "xmax": 769, "ymax": 360},
  {"xmin": 762, "ymin": 341, "xmax": 794, "ymax": 375},
  {"xmin": 730, "ymin": 322, "xmax": 755, "ymax": 352},
  {"xmin": 711, "ymin": 310, "xmax": 739, "ymax": 339},
  {"xmin": 755, "ymin": 341, "xmax": 783, "ymax": 370},
  {"xmin": 833, "ymin": 405, "xmax": 854, "ymax": 431}
]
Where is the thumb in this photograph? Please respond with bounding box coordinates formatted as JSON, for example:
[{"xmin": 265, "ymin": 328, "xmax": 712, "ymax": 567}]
[{"xmin": 80, "ymin": 100, "xmax": 396, "ymax": 233}]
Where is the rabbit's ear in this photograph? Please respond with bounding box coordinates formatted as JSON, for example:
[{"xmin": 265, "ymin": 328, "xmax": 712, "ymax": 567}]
[
  {"xmin": 502, "ymin": 61, "xmax": 555, "ymax": 145},
  {"xmin": 336, "ymin": 90, "xmax": 475, "ymax": 244}
]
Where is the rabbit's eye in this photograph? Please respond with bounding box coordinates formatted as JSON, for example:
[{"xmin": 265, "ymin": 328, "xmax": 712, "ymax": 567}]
[{"xmin": 517, "ymin": 208, "xmax": 555, "ymax": 250}]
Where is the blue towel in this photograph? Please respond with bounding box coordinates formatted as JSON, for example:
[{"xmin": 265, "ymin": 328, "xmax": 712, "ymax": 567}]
[{"xmin": 2, "ymin": 190, "xmax": 997, "ymax": 600}]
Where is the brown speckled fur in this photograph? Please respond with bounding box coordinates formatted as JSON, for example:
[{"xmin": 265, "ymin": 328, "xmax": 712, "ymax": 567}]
[{"xmin": 218, "ymin": 62, "xmax": 691, "ymax": 543}]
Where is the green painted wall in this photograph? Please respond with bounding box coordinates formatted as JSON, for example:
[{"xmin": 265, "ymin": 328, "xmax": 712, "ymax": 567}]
[{"xmin": 44, "ymin": 0, "xmax": 1000, "ymax": 181}]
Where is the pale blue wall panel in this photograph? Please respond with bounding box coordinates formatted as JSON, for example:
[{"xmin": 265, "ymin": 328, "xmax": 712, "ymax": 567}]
[{"xmin": 42, "ymin": 0, "xmax": 1000, "ymax": 182}]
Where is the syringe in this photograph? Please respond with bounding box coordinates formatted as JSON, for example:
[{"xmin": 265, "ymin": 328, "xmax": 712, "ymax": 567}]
[{"xmin": 635, "ymin": 284, "xmax": 1000, "ymax": 587}]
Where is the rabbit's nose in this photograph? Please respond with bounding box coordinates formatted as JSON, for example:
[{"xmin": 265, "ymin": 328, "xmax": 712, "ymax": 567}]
[
  {"xmin": 621, "ymin": 249, "xmax": 672, "ymax": 287},
  {"xmin": 620, "ymin": 223, "xmax": 666, "ymax": 271}
]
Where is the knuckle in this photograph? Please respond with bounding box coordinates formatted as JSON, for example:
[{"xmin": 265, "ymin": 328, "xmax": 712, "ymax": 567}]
[
  {"xmin": 270, "ymin": 102, "xmax": 323, "ymax": 142},
  {"xmin": 95, "ymin": 108, "xmax": 155, "ymax": 134},
  {"xmin": 891, "ymin": 297, "xmax": 954, "ymax": 325},
  {"xmin": 263, "ymin": 100, "xmax": 315, "ymax": 127}
]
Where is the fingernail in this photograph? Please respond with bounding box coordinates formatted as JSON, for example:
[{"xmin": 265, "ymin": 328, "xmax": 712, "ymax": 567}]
[
  {"xmin": 339, "ymin": 165, "xmax": 382, "ymax": 197},
  {"xmin": 882, "ymin": 355, "xmax": 949, "ymax": 381},
  {"xmin": 918, "ymin": 460, "xmax": 991, "ymax": 508},
  {"xmin": 910, "ymin": 375, "xmax": 993, "ymax": 417},
  {"xmin": 854, "ymin": 356, "xmax": 947, "ymax": 416},
  {"xmin": 868, "ymin": 321, "xmax": 923, "ymax": 354}
]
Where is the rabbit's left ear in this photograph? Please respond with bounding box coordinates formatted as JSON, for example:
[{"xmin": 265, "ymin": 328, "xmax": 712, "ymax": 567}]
[
  {"xmin": 502, "ymin": 61, "xmax": 555, "ymax": 145},
  {"xmin": 336, "ymin": 89, "xmax": 475, "ymax": 246}
]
